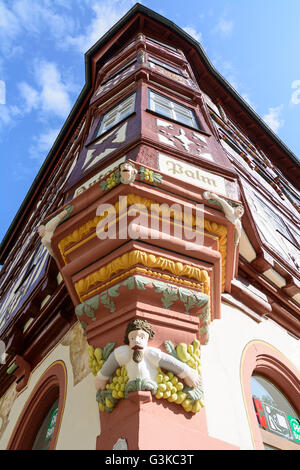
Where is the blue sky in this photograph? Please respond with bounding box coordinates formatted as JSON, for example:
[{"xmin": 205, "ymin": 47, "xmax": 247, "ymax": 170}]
[{"xmin": 0, "ymin": 0, "xmax": 300, "ymax": 244}]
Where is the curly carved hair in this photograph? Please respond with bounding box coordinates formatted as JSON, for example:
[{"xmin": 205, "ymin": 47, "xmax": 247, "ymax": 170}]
[{"xmin": 124, "ymin": 319, "xmax": 155, "ymax": 345}]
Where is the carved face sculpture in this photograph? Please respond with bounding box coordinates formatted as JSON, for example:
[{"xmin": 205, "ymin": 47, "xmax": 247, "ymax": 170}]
[
  {"xmin": 234, "ymin": 205, "xmax": 244, "ymax": 219},
  {"xmin": 128, "ymin": 329, "xmax": 149, "ymax": 363},
  {"xmin": 120, "ymin": 162, "xmax": 137, "ymax": 184}
]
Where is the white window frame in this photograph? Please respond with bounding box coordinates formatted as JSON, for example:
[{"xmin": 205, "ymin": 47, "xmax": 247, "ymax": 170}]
[
  {"xmin": 148, "ymin": 90, "xmax": 199, "ymax": 129},
  {"xmin": 148, "ymin": 56, "xmax": 183, "ymax": 76},
  {"xmin": 96, "ymin": 93, "xmax": 136, "ymax": 136}
]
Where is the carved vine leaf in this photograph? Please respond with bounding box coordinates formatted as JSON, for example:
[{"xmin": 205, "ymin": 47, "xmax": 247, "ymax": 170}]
[
  {"xmin": 102, "ymin": 342, "xmax": 116, "ymax": 361},
  {"xmin": 135, "ymin": 276, "xmax": 151, "ymax": 290},
  {"xmin": 178, "ymin": 289, "xmax": 199, "ymax": 314},
  {"xmin": 124, "ymin": 378, "xmax": 157, "ymax": 398},
  {"xmin": 107, "ymin": 284, "xmax": 121, "ymax": 298},
  {"xmin": 75, "ymin": 304, "xmax": 84, "ymax": 317},
  {"xmin": 100, "ymin": 180, "xmax": 108, "ymax": 191},
  {"xmin": 183, "ymin": 378, "xmax": 204, "ymax": 402},
  {"xmin": 83, "ymin": 304, "xmax": 96, "ymax": 320},
  {"xmin": 152, "ymin": 280, "xmax": 167, "ymax": 293},
  {"xmin": 100, "ymin": 293, "xmax": 116, "ymax": 312},
  {"xmin": 139, "ymin": 166, "xmax": 163, "ymax": 186},
  {"xmin": 164, "ymin": 340, "xmax": 178, "ymax": 359},
  {"xmin": 121, "ymin": 277, "xmax": 135, "ymax": 290},
  {"xmin": 161, "ymin": 287, "xmax": 179, "ymax": 309},
  {"xmin": 96, "ymin": 389, "xmax": 118, "ymax": 413},
  {"xmin": 152, "ymin": 281, "xmax": 179, "ymax": 309}
]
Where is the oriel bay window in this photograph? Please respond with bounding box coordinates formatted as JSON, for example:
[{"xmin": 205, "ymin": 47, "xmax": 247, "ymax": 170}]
[
  {"xmin": 96, "ymin": 93, "xmax": 136, "ymax": 137},
  {"xmin": 148, "ymin": 89, "xmax": 199, "ymax": 129}
]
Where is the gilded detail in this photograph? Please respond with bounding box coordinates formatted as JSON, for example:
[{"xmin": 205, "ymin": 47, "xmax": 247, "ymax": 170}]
[
  {"xmin": 74, "ymin": 250, "xmax": 210, "ymax": 300},
  {"xmin": 57, "ymin": 194, "xmax": 227, "ymax": 290}
]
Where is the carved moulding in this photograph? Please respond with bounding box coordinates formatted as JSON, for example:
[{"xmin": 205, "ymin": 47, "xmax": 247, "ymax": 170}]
[
  {"xmin": 74, "ymin": 249, "xmax": 210, "ymax": 301},
  {"xmin": 75, "ymin": 274, "xmax": 210, "ymax": 344},
  {"xmin": 56, "ymin": 194, "xmax": 227, "ymax": 291}
]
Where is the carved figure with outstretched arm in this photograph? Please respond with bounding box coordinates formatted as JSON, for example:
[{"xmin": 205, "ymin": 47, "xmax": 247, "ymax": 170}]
[
  {"xmin": 37, "ymin": 209, "xmax": 69, "ymax": 258},
  {"xmin": 203, "ymin": 191, "xmax": 244, "ymax": 245},
  {"xmin": 95, "ymin": 319, "xmax": 201, "ymax": 392}
]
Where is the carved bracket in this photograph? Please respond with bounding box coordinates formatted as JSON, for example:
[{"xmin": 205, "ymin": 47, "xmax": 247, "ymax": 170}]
[{"xmin": 75, "ymin": 275, "xmax": 210, "ymax": 343}]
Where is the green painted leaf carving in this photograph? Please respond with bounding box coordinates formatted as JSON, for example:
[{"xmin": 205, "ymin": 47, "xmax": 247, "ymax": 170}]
[
  {"xmin": 183, "ymin": 378, "xmax": 204, "ymax": 402},
  {"xmin": 182, "ymin": 295, "xmax": 198, "ymax": 314},
  {"xmin": 100, "ymin": 293, "xmax": 116, "ymax": 312},
  {"xmin": 152, "ymin": 172, "xmax": 163, "ymax": 185},
  {"xmin": 152, "ymin": 280, "xmax": 167, "ymax": 293},
  {"xmin": 100, "ymin": 181, "xmax": 108, "ymax": 191},
  {"xmin": 161, "ymin": 287, "xmax": 179, "ymax": 309},
  {"xmin": 84, "ymin": 304, "xmax": 96, "ymax": 320},
  {"xmin": 102, "ymin": 342, "xmax": 116, "ymax": 361},
  {"xmin": 75, "ymin": 304, "xmax": 84, "ymax": 317},
  {"xmin": 114, "ymin": 169, "xmax": 121, "ymax": 184},
  {"xmin": 79, "ymin": 320, "xmax": 88, "ymax": 330},
  {"xmin": 164, "ymin": 340, "xmax": 178, "ymax": 359},
  {"xmin": 122, "ymin": 276, "xmax": 135, "ymax": 290},
  {"xmin": 85, "ymin": 295, "xmax": 99, "ymax": 312},
  {"xmin": 107, "ymin": 283, "xmax": 121, "ymax": 298},
  {"xmin": 135, "ymin": 276, "xmax": 151, "ymax": 290},
  {"xmin": 124, "ymin": 378, "xmax": 157, "ymax": 398}
]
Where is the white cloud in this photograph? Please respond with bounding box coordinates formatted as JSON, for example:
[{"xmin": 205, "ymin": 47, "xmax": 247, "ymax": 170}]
[
  {"xmin": 64, "ymin": 0, "xmax": 134, "ymax": 53},
  {"xmin": 0, "ymin": 80, "xmax": 6, "ymax": 104},
  {"xmin": 0, "ymin": 104, "xmax": 22, "ymax": 135},
  {"xmin": 38, "ymin": 61, "xmax": 72, "ymax": 118},
  {"xmin": 263, "ymin": 105, "xmax": 284, "ymax": 133},
  {"xmin": 29, "ymin": 127, "xmax": 60, "ymax": 162},
  {"xmin": 18, "ymin": 82, "xmax": 39, "ymax": 112},
  {"xmin": 241, "ymin": 93, "xmax": 256, "ymax": 111},
  {"xmin": 19, "ymin": 61, "xmax": 72, "ymax": 119},
  {"xmin": 183, "ymin": 26, "xmax": 203, "ymax": 44},
  {"xmin": 0, "ymin": 0, "xmax": 75, "ymax": 56},
  {"xmin": 291, "ymin": 80, "xmax": 300, "ymax": 105},
  {"xmin": 212, "ymin": 17, "xmax": 233, "ymax": 36}
]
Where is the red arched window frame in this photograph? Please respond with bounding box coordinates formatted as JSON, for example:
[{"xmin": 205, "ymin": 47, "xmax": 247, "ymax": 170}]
[
  {"xmin": 241, "ymin": 340, "xmax": 300, "ymax": 450},
  {"xmin": 7, "ymin": 360, "xmax": 67, "ymax": 450}
]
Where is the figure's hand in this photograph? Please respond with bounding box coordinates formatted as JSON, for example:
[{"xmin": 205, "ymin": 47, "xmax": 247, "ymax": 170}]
[
  {"xmin": 183, "ymin": 368, "xmax": 201, "ymax": 388},
  {"xmin": 38, "ymin": 225, "xmax": 46, "ymax": 237},
  {"xmin": 95, "ymin": 374, "xmax": 107, "ymax": 392}
]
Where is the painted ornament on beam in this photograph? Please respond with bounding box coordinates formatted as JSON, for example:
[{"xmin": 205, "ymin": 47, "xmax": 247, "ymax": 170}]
[
  {"xmin": 156, "ymin": 119, "xmax": 213, "ymax": 161},
  {"xmin": 92, "ymin": 319, "xmax": 204, "ymax": 414},
  {"xmin": 100, "ymin": 162, "xmax": 163, "ymax": 191},
  {"xmin": 81, "ymin": 122, "xmax": 128, "ymax": 173}
]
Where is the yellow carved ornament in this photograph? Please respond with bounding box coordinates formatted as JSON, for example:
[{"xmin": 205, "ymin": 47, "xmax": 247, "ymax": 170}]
[{"xmin": 75, "ymin": 249, "xmax": 210, "ymax": 300}]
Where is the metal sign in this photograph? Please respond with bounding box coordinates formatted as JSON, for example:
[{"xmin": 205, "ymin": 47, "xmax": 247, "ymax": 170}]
[{"xmin": 253, "ymin": 398, "xmax": 300, "ymax": 444}]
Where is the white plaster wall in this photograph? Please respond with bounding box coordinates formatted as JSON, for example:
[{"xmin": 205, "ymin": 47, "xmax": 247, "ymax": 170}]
[
  {"xmin": 0, "ymin": 327, "xmax": 100, "ymax": 450},
  {"xmin": 201, "ymin": 302, "xmax": 300, "ymax": 450}
]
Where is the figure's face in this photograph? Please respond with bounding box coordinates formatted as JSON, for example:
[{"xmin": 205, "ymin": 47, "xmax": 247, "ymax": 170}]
[
  {"xmin": 120, "ymin": 163, "xmax": 136, "ymax": 184},
  {"xmin": 128, "ymin": 329, "xmax": 149, "ymax": 352},
  {"xmin": 235, "ymin": 205, "xmax": 244, "ymax": 218}
]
